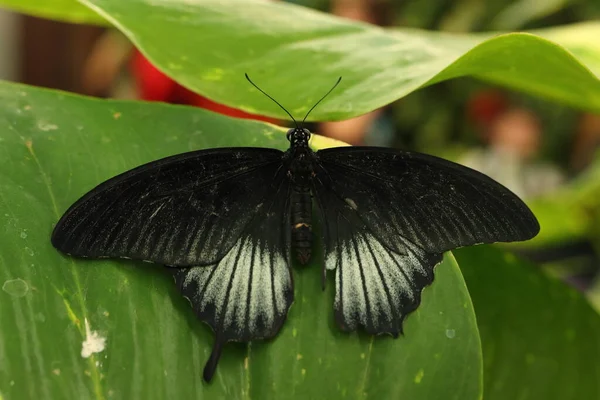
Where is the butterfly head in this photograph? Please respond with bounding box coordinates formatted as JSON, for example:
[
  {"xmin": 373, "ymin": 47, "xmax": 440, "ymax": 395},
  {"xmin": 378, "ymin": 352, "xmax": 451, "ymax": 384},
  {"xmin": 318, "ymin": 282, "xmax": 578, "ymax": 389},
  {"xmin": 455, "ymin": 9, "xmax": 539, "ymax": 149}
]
[
  {"xmin": 245, "ymin": 73, "xmax": 342, "ymax": 148},
  {"xmin": 286, "ymin": 127, "xmax": 311, "ymax": 147}
]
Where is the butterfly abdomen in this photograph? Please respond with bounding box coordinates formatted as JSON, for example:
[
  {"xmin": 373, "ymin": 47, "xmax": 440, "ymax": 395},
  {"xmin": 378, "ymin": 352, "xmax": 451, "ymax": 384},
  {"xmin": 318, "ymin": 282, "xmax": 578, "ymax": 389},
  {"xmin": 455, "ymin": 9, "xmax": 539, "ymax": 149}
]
[{"xmin": 291, "ymin": 188, "xmax": 312, "ymax": 264}]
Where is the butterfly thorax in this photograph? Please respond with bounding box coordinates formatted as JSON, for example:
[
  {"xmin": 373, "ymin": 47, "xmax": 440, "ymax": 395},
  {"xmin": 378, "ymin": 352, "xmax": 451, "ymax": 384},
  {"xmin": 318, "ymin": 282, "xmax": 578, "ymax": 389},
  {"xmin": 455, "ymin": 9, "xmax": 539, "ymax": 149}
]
[{"xmin": 286, "ymin": 128, "xmax": 316, "ymax": 265}]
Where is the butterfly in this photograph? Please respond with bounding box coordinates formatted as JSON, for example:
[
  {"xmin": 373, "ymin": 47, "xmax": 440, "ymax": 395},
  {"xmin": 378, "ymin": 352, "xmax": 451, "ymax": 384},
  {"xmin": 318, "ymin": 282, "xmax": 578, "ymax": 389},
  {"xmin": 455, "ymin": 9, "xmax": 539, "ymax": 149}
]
[{"xmin": 51, "ymin": 75, "xmax": 540, "ymax": 382}]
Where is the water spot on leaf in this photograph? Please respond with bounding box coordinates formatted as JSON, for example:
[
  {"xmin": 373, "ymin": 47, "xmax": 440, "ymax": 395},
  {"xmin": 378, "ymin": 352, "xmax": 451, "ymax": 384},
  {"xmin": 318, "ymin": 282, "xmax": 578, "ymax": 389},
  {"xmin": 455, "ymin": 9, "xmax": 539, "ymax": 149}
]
[
  {"xmin": 503, "ymin": 252, "xmax": 517, "ymax": 263},
  {"xmin": 203, "ymin": 68, "xmax": 224, "ymax": 81},
  {"xmin": 445, "ymin": 329, "xmax": 456, "ymax": 338},
  {"xmin": 37, "ymin": 121, "xmax": 58, "ymax": 131},
  {"xmin": 2, "ymin": 278, "xmax": 29, "ymax": 297},
  {"xmin": 414, "ymin": 368, "xmax": 424, "ymax": 384},
  {"xmin": 81, "ymin": 318, "xmax": 107, "ymax": 358}
]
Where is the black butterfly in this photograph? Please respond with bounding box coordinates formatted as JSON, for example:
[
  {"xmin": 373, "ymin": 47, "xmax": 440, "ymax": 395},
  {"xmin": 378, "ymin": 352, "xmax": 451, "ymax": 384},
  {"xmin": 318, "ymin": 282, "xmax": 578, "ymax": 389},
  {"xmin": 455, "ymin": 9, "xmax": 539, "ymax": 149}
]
[{"xmin": 51, "ymin": 75, "xmax": 539, "ymax": 382}]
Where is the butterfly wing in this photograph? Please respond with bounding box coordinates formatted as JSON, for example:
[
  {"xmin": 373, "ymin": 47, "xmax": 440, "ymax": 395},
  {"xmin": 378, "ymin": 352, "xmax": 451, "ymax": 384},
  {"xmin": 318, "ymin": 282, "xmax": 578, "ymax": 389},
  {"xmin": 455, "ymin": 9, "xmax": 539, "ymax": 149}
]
[
  {"xmin": 172, "ymin": 171, "xmax": 293, "ymax": 381},
  {"xmin": 52, "ymin": 147, "xmax": 294, "ymax": 381},
  {"xmin": 52, "ymin": 148, "xmax": 285, "ymax": 266},
  {"xmin": 312, "ymin": 146, "xmax": 539, "ymax": 336}
]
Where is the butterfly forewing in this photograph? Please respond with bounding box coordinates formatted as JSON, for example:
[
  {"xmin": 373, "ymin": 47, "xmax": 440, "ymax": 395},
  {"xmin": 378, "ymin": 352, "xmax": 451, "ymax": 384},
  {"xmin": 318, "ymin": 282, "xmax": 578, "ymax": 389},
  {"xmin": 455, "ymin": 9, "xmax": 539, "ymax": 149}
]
[
  {"xmin": 51, "ymin": 148, "xmax": 285, "ymax": 266},
  {"xmin": 312, "ymin": 146, "xmax": 539, "ymax": 335},
  {"xmin": 315, "ymin": 147, "xmax": 539, "ymax": 253}
]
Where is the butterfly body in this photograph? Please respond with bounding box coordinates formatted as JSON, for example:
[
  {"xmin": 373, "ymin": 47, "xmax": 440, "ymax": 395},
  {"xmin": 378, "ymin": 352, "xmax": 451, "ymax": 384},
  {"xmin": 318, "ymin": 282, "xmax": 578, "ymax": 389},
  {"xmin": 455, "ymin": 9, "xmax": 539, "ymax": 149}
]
[{"xmin": 286, "ymin": 128, "xmax": 317, "ymax": 264}]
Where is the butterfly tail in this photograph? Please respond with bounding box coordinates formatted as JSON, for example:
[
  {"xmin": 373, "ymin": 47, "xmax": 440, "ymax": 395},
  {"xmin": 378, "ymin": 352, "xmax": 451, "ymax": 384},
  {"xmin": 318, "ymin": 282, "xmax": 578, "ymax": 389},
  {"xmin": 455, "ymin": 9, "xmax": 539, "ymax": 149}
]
[{"xmin": 203, "ymin": 336, "xmax": 225, "ymax": 382}]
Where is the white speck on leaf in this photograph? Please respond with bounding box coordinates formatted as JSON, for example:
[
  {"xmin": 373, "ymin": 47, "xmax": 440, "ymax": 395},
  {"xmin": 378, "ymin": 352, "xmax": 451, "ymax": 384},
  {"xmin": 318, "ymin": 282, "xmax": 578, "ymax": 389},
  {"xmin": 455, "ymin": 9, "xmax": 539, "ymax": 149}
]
[
  {"xmin": 20, "ymin": 231, "xmax": 27, "ymax": 239},
  {"xmin": 445, "ymin": 329, "xmax": 456, "ymax": 339},
  {"xmin": 81, "ymin": 318, "xmax": 106, "ymax": 358}
]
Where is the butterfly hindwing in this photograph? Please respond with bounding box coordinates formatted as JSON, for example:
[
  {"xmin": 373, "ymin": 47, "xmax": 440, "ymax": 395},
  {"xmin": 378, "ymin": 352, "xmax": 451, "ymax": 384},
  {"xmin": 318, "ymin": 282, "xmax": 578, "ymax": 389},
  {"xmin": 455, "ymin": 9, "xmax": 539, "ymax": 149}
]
[
  {"xmin": 172, "ymin": 169, "xmax": 293, "ymax": 381},
  {"xmin": 51, "ymin": 148, "xmax": 285, "ymax": 266},
  {"xmin": 312, "ymin": 146, "xmax": 539, "ymax": 335},
  {"xmin": 315, "ymin": 189, "xmax": 442, "ymax": 336}
]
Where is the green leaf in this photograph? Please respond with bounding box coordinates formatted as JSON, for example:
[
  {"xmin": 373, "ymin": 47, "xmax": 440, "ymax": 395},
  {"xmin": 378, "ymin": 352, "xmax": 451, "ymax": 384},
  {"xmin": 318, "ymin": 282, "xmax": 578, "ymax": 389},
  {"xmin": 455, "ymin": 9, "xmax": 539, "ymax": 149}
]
[
  {"xmin": 80, "ymin": 0, "xmax": 600, "ymax": 120},
  {"xmin": 0, "ymin": 81, "xmax": 482, "ymax": 399},
  {"xmin": 0, "ymin": 0, "xmax": 106, "ymax": 25},
  {"xmin": 455, "ymin": 246, "xmax": 600, "ymax": 400}
]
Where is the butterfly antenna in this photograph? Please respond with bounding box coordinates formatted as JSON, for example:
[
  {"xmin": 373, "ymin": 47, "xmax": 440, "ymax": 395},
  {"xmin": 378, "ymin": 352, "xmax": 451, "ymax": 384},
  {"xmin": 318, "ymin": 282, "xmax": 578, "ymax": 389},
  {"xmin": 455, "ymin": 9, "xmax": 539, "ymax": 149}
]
[
  {"xmin": 302, "ymin": 76, "xmax": 342, "ymax": 124},
  {"xmin": 245, "ymin": 73, "xmax": 298, "ymax": 128}
]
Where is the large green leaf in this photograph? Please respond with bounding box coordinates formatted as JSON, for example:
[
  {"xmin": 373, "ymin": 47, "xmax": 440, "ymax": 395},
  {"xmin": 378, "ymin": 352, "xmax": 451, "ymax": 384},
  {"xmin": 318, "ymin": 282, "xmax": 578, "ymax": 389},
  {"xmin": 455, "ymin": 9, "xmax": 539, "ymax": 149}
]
[
  {"xmin": 0, "ymin": 81, "xmax": 482, "ymax": 399},
  {"xmin": 79, "ymin": 0, "xmax": 600, "ymax": 120},
  {"xmin": 0, "ymin": 0, "xmax": 105, "ymax": 25},
  {"xmin": 456, "ymin": 246, "xmax": 600, "ymax": 400}
]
